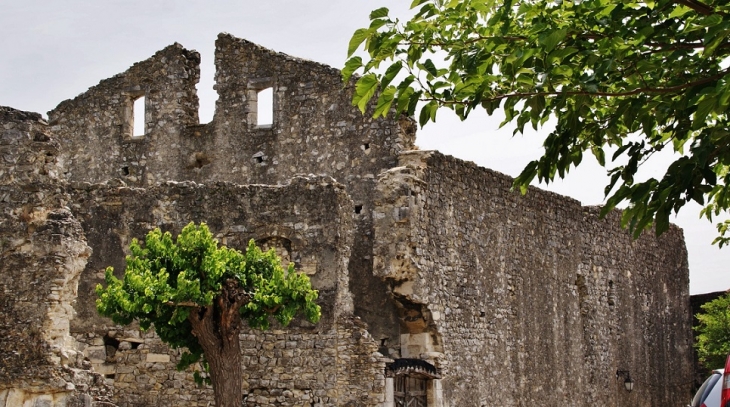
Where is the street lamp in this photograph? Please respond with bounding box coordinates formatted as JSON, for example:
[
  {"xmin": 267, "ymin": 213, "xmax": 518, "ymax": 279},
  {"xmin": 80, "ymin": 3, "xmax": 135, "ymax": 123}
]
[{"xmin": 616, "ymin": 370, "xmax": 634, "ymax": 392}]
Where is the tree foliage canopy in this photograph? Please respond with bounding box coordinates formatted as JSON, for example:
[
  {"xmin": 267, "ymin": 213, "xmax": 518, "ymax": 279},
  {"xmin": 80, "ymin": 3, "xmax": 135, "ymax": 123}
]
[
  {"xmin": 96, "ymin": 223, "xmax": 321, "ymax": 379},
  {"xmin": 345, "ymin": 0, "xmax": 730, "ymax": 242},
  {"xmin": 695, "ymin": 292, "xmax": 730, "ymax": 368}
]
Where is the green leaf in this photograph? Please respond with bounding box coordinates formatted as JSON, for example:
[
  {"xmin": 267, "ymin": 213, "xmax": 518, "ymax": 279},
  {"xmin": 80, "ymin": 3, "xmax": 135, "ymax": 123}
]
[
  {"xmin": 348, "ymin": 28, "xmax": 370, "ymax": 57},
  {"xmin": 695, "ymin": 96, "xmax": 716, "ymax": 127},
  {"xmin": 374, "ymin": 86, "xmax": 397, "ymax": 118},
  {"xmin": 342, "ymin": 57, "xmax": 363, "ymax": 82},
  {"xmin": 703, "ymin": 14, "xmax": 723, "ymax": 27},
  {"xmin": 353, "ymin": 74, "xmax": 380, "ymax": 113},
  {"xmin": 548, "ymin": 47, "xmax": 578, "ymax": 64},
  {"xmin": 419, "ymin": 100, "xmax": 438, "ymax": 126},
  {"xmin": 422, "ymin": 59, "xmax": 438, "ymax": 77},
  {"xmin": 655, "ymin": 204, "xmax": 670, "ymax": 236},
  {"xmin": 540, "ymin": 29, "xmax": 567, "ymax": 53},
  {"xmin": 591, "ymin": 146, "xmax": 606, "ymax": 166},
  {"xmin": 598, "ymin": 4, "xmax": 617, "ymax": 17},
  {"xmin": 381, "ymin": 61, "xmax": 403, "ymax": 89},
  {"xmin": 369, "ymin": 7, "xmax": 389, "ymax": 20},
  {"xmin": 704, "ymin": 29, "xmax": 730, "ymax": 57},
  {"xmin": 369, "ymin": 18, "xmax": 388, "ymax": 31},
  {"xmin": 669, "ymin": 5, "xmax": 691, "ymax": 18},
  {"xmin": 514, "ymin": 161, "xmax": 538, "ymax": 194},
  {"xmin": 396, "ymin": 86, "xmax": 416, "ymax": 113}
]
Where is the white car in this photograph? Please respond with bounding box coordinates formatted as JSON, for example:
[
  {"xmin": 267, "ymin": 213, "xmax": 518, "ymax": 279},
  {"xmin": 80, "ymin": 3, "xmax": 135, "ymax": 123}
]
[{"xmin": 690, "ymin": 369, "xmax": 723, "ymax": 407}]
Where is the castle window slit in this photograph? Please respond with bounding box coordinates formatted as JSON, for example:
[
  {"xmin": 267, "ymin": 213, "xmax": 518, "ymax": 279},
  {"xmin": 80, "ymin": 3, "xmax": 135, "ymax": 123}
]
[
  {"xmin": 133, "ymin": 95, "xmax": 146, "ymax": 137},
  {"xmin": 257, "ymin": 87, "xmax": 273, "ymax": 127}
]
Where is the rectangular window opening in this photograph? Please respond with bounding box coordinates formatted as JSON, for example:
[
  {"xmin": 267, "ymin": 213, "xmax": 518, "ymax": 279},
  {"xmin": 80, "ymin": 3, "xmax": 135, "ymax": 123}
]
[
  {"xmin": 133, "ymin": 96, "xmax": 146, "ymax": 137},
  {"xmin": 196, "ymin": 73, "xmax": 216, "ymax": 124},
  {"xmin": 257, "ymin": 87, "xmax": 273, "ymax": 127}
]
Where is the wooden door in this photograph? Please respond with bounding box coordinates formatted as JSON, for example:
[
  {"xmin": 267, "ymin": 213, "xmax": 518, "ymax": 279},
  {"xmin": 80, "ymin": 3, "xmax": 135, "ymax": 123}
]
[{"xmin": 394, "ymin": 375, "xmax": 427, "ymax": 407}]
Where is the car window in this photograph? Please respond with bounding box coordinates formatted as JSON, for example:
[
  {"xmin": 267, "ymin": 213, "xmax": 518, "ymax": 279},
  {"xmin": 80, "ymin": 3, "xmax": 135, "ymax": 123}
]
[{"xmin": 692, "ymin": 372, "xmax": 722, "ymax": 407}]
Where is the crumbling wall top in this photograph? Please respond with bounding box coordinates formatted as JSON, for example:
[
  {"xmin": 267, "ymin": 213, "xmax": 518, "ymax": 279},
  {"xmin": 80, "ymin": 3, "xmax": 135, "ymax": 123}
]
[
  {"xmin": 47, "ymin": 43, "xmax": 202, "ymax": 185},
  {"xmin": 0, "ymin": 106, "xmax": 45, "ymax": 124},
  {"xmin": 50, "ymin": 43, "xmax": 201, "ymax": 120},
  {"xmin": 44, "ymin": 33, "xmax": 415, "ymax": 194}
]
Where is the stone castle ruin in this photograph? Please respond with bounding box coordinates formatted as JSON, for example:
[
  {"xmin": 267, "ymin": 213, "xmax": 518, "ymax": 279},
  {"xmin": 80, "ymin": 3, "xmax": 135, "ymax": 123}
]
[{"xmin": 0, "ymin": 33, "xmax": 694, "ymax": 406}]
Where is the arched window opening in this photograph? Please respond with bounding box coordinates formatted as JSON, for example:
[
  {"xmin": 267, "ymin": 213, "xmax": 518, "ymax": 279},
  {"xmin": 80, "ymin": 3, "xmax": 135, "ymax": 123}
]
[
  {"xmin": 257, "ymin": 87, "xmax": 273, "ymax": 127},
  {"xmin": 133, "ymin": 96, "xmax": 146, "ymax": 137}
]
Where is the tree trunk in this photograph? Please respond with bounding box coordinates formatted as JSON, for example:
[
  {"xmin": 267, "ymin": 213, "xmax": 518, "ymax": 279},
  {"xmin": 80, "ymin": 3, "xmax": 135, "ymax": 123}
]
[
  {"xmin": 204, "ymin": 330, "xmax": 242, "ymax": 407},
  {"xmin": 188, "ymin": 281, "xmax": 249, "ymax": 407}
]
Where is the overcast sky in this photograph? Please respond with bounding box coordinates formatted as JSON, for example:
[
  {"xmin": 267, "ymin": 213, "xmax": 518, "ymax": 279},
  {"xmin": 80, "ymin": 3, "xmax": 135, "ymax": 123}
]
[{"xmin": 1, "ymin": 0, "xmax": 727, "ymax": 294}]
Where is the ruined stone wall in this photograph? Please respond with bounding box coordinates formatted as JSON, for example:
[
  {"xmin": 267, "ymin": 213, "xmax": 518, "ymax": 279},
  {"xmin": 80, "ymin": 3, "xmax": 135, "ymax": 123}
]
[
  {"xmin": 204, "ymin": 34, "xmax": 414, "ymax": 187},
  {"xmin": 68, "ymin": 177, "xmax": 354, "ymax": 332},
  {"xmin": 70, "ymin": 317, "xmax": 387, "ymax": 407},
  {"xmin": 64, "ymin": 177, "xmax": 386, "ymax": 406},
  {"xmin": 47, "ymin": 33, "xmax": 417, "ymax": 352},
  {"xmin": 48, "ymin": 44, "xmax": 201, "ymax": 186},
  {"xmin": 0, "ymin": 107, "xmax": 111, "ymax": 406},
  {"xmin": 203, "ymin": 34, "xmax": 416, "ymax": 347},
  {"xmin": 373, "ymin": 150, "xmax": 693, "ymax": 407},
  {"xmin": 0, "ymin": 103, "xmax": 389, "ymax": 406},
  {"xmin": 47, "ymin": 34, "xmax": 417, "ymax": 191},
  {"xmin": 3, "ymin": 34, "xmax": 697, "ymax": 407}
]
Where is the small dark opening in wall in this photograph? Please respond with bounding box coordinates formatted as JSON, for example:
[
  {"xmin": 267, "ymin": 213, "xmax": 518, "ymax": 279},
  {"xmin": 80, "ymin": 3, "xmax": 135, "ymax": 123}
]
[
  {"xmin": 130, "ymin": 342, "xmax": 141, "ymax": 350},
  {"xmin": 121, "ymin": 166, "xmax": 129, "ymax": 176},
  {"xmin": 380, "ymin": 338, "xmax": 388, "ymax": 347},
  {"xmin": 105, "ymin": 374, "xmax": 116, "ymax": 380},
  {"xmin": 103, "ymin": 335, "xmax": 120, "ymax": 349},
  {"xmin": 193, "ymin": 152, "xmax": 210, "ymax": 169},
  {"xmin": 608, "ymin": 280, "xmax": 616, "ymax": 306},
  {"xmin": 363, "ymin": 143, "xmax": 370, "ymax": 150},
  {"xmin": 479, "ymin": 311, "xmax": 486, "ymax": 317},
  {"xmin": 103, "ymin": 334, "xmax": 120, "ymax": 360},
  {"xmin": 355, "ymin": 205, "xmax": 363, "ymax": 214},
  {"xmin": 255, "ymin": 156, "xmax": 264, "ymax": 163}
]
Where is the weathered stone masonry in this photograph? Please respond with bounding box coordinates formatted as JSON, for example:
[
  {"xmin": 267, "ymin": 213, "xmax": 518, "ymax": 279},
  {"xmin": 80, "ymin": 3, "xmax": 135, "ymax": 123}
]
[
  {"xmin": 49, "ymin": 34, "xmax": 416, "ymax": 350},
  {"xmin": 1, "ymin": 32, "xmax": 693, "ymax": 407},
  {"xmin": 0, "ymin": 107, "xmax": 112, "ymax": 407},
  {"xmin": 373, "ymin": 151, "xmax": 692, "ymax": 406}
]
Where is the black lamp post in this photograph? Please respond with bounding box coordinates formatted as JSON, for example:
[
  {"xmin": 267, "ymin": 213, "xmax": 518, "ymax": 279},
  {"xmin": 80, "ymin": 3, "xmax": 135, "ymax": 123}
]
[{"xmin": 616, "ymin": 370, "xmax": 634, "ymax": 392}]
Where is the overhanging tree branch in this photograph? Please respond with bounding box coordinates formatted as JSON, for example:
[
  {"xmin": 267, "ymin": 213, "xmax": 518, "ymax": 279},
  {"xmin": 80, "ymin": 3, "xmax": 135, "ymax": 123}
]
[
  {"xmin": 348, "ymin": 0, "xmax": 730, "ymax": 242},
  {"xmin": 417, "ymin": 67, "xmax": 730, "ymax": 106}
]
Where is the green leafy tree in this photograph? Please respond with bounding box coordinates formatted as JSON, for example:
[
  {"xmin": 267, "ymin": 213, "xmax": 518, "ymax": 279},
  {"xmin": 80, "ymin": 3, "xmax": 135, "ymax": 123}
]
[
  {"xmin": 96, "ymin": 223, "xmax": 321, "ymax": 407},
  {"xmin": 345, "ymin": 0, "xmax": 730, "ymax": 242},
  {"xmin": 695, "ymin": 292, "xmax": 730, "ymax": 368}
]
